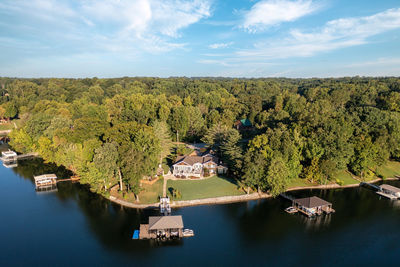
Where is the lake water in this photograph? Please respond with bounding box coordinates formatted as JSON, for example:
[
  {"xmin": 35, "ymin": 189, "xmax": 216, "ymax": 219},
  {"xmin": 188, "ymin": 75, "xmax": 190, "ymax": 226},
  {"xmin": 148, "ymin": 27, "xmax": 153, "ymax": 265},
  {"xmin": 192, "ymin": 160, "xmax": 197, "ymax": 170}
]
[{"xmin": 1, "ymin": 158, "xmax": 400, "ymax": 266}]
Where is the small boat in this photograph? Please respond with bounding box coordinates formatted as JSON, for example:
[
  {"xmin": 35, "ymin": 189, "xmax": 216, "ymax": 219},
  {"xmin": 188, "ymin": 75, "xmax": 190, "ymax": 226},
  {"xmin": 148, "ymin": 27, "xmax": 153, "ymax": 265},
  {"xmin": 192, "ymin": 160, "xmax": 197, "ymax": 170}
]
[
  {"xmin": 285, "ymin": 206, "xmax": 298, "ymax": 214},
  {"xmin": 132, "ymin": 230, "xmax": 140, "ymax": 240},
  {"xmin": 183, "ymin": 229, "xmax": 194, "ymax": 237}
]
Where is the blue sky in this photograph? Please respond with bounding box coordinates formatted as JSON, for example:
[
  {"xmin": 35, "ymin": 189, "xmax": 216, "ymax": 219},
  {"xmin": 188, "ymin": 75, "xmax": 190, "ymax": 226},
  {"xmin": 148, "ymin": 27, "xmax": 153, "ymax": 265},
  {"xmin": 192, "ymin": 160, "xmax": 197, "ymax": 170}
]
[{"xmin": 0, "ymin": 0, "xmax": 400, "ymax": 78}]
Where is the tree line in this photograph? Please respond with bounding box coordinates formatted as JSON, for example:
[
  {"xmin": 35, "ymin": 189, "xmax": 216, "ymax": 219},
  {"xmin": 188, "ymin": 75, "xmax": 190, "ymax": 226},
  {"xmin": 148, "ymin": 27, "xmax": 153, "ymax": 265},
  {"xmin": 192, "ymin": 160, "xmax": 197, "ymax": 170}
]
[{"xmin": 1, "ymin": 76, "xmax": 400, "ymax": 197}]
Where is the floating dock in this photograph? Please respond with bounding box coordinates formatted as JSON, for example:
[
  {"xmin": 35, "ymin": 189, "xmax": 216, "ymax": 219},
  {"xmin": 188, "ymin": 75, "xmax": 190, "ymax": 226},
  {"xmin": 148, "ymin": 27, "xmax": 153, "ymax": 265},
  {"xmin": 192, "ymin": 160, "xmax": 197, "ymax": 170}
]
[{"xmin": 160, "ymin": 197, "xmax": 171, "ymax": 215}]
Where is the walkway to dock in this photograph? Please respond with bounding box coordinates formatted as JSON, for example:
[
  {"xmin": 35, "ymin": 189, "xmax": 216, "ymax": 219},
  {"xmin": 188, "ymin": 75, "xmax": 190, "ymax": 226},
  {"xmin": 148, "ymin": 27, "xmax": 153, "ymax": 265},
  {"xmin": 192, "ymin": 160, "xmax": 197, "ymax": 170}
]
[
  {"xmin": 360, "ymin": 182, "xmax": 381, "ymax": 191},
  {"xmin": 57, "ymin": 176, "xmax": 80, "ymax": 183},
  {"xmin": 16, "ymin": 152, "xmax": 39, "ymax": 160},
  {"xmin": 163, "ymin": 176, "xmax": 168, "ymax": 197}
]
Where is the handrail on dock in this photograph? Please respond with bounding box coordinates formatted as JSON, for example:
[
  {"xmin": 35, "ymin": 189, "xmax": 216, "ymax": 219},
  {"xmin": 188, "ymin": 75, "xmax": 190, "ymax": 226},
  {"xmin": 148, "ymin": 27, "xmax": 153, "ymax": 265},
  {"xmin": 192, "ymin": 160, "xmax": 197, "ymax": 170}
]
[{"xmin": 359, "ymin": 182, "xmax": 381, "ymax": 191}]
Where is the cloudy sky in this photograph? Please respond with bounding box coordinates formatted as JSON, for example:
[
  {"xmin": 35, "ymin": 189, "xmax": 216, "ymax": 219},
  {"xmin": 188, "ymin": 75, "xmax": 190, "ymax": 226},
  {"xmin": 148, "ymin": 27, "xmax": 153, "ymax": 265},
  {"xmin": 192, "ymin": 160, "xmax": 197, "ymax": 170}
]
[{"xmin": 0, "ymin": 0, "xmax": 400, "ymax": 78}]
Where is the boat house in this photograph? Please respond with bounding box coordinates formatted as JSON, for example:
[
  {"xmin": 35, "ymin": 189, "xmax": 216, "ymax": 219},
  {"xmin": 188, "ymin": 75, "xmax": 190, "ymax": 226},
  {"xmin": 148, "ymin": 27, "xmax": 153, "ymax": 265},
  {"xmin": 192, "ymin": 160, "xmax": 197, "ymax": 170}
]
[
  {"xmin": 377, "ymin": 184, "xmax": 400, "ymax": 199},
  {"xmin": 1, "ymin": 150, "xmax": 17, "ymax": 162},
  {"xmin": 139, "ymin": 215, "xmax": 184, "ymax": 239},
  {"xmin": 292, "ymin": 196, "xmax": 334, "ymax": 217},
  {"xmin": 34, "ymin": 174, "xmax": 57, "ymax": 189}
]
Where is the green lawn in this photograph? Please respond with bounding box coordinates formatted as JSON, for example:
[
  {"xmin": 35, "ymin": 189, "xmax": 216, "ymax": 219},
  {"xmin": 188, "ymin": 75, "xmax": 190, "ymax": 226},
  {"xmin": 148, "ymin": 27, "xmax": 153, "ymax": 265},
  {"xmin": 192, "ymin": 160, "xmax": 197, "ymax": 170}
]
[
  {"xmin": 335, "ymin": 169, "xmax": 359, "ymax": 185},
  {"xmin": 376, "ymin": 161, "xmax": 400, "ymax": 179},
  {"xmin": 287, "ymin": 178, "xmax": 315, "ymax": 188},
  {"xmin": 167, "ymin": 175, "xmax": 245, "ymax": 201},
  {"xmin": 138, "ymin": 179, "xmax": 164, "ymax": 204}
]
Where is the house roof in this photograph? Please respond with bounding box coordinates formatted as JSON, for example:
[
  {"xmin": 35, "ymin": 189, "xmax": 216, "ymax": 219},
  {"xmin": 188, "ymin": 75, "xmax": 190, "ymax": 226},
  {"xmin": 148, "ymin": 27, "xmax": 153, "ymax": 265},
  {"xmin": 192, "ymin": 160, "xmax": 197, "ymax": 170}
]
[
  {"xmin": 380, "ymin": 184, "xmax": 400, "ymax": 193},
  {"xmin": 240, "ymin": 119, "xmax": 252, "ymax": 127},
  {"xmin": 148, "ymin": 216, "xmax": 184, "ymax": 230},
  {"xmin": 293, "ymin": 196, "xmax": 331, "ymax": 208},
  {"xmin": 174, "ymin": 155, "xmax": 218, "ymax": 166}
]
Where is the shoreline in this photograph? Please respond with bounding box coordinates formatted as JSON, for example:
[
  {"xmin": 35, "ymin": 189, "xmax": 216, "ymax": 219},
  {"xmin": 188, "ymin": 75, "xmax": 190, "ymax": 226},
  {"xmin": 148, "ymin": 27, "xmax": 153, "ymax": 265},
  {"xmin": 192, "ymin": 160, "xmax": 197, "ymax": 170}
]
[{"xmin": 107, "ymin": 177, "xmax": 399, "ymax": 209}]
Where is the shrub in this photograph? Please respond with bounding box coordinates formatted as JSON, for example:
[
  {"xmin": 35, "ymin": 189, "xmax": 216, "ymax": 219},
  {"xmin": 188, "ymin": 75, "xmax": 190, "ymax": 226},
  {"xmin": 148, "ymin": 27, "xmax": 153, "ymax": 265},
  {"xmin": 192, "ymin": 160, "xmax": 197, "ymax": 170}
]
[{"xmin": 335, "ymin": 179, "xmax": 344, "ymax": 186}]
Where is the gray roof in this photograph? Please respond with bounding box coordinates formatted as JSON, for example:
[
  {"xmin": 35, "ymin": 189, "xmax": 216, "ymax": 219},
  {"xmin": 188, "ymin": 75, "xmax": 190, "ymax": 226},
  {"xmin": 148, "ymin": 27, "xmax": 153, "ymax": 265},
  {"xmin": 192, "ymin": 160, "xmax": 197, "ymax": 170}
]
[
  {"xmin": 293, "ymin": 196, "xmax": 331, "ymax": 208},
  {"xmin": 380, "ymin": 184, "xmax": 400, "ymax": 193},
  {"xmin": 174, "ymin": 155, "xmax": 218, "ymax": 166},
  {"xmin": 148, "ymin": 216, "xmax": 184, "ymax": 230}
]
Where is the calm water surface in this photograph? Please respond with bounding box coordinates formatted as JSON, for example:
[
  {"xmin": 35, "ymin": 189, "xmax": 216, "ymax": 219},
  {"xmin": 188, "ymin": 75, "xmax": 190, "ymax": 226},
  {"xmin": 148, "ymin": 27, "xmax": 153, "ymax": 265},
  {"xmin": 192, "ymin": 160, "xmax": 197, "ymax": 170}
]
[{"xmin": 1, "ymin": 158, "xmax": 400, "ymax": 266}]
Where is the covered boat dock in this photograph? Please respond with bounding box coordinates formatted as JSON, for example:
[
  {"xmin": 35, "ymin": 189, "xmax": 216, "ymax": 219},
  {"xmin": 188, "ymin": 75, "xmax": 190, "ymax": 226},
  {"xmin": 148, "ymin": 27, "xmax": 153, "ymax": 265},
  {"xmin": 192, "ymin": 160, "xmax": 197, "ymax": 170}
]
[
  {"xmin": 1, "ymin": 150, "xmax": 17, "ymax": 162},
  {"xmin": 34, "ymin": 174, "xmax": 57, "ymax": 189},
  {"xmin": 377, "ymin": 184, "xmax": 400, "ymax": 200},
  {"xmin": 139, "ymin": 215, "xmax": 184, "ymax": 240},
  {"xmin": 292, "ymin": 196, "xmax": 335, "ymax": 217}
]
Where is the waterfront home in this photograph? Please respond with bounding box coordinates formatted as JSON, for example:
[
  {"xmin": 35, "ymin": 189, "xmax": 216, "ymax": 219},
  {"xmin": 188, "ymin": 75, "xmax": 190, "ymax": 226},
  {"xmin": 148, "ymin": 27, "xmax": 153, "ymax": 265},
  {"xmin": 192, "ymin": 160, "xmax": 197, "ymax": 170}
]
[
  {"xmin": 139, "ymin": 215, "xmax": 184, "ymax": 239},
  {"xmin": 292, "ymin": 196, "xmax": 334, "ymax": 217},
  {"xmin": 172, "ymin": 153, "xmax": 228, "ymax": 178},
  {"xmin": 377, "ymin": 184, "xmax": 400, "ymax": 199}
]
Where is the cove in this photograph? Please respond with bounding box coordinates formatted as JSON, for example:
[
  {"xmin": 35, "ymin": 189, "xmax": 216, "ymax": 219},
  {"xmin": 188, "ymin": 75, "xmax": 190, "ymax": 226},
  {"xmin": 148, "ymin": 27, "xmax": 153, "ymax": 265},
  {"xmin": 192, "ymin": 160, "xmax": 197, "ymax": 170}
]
[{"xmin": 1, "ymin": 158, "xmax": 400, "ymax": 266}]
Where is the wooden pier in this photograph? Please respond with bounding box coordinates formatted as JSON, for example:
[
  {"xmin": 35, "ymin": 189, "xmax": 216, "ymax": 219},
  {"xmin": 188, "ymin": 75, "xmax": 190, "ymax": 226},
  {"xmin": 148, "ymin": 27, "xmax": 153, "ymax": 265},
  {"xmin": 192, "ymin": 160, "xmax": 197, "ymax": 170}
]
[
  {"xmin": 360, "ymin": 182, "xmax": 381, "ymax": 191},
  {"xmin": 16, "ymin": 152, "xmax": 38, "ymax": 160},
  {"xmin": 56, "ymin": 176, "xmax": 80, "ymax": 183}
]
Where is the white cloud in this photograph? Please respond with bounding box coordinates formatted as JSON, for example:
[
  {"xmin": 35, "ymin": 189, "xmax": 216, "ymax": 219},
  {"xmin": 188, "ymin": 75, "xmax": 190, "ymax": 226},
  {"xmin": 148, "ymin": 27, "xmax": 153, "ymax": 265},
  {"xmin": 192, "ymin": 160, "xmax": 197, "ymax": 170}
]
[
  {"xmin": 0, "ymin": 0, "xmax": 212, "ymax": 54},
  {"xmin": 208, "ymin": 42, "xmax": 233, "ymax": 49},
  {"xmin": 242, "ymin": 0, "xmax": 319, "ymax": 33},
  {"xmin": 237, "ymin": 8, "xmax": 400, "ymax": 59}
]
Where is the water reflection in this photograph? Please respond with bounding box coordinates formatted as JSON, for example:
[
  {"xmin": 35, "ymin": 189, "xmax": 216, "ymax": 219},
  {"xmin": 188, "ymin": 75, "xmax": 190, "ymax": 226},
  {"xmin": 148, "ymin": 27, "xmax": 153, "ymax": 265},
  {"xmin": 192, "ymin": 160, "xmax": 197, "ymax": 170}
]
[
  {"xmin": 36, "ymin": 184, "xmax": 58, "ymax": 194},
  {"xmin": 3, "ymin": 158, "xmax": 400, "ymax": 265},
  {"xmin": 300, "ymin": 213, "xmax": 332, "ymax": 230},
  {"xmin": 3, "ymin": 160, "xmax": 17, "ymax": 168}
]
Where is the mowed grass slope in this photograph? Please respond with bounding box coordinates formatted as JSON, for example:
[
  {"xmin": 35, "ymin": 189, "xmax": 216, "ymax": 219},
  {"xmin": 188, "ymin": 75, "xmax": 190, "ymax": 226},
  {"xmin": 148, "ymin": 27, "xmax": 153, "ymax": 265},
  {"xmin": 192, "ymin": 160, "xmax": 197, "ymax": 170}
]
[
  {"xmin": 138, "ymin": 179, "xmax": 164, "ymax": 204},
  {"xmin": 167, "ymin": 175, "xmax": 245, "ymax": 201},
  {"xmin": 335, "ymin": 170, "xmax": 359, "ymax": 185},
  {"xmin": 376, "ymin": 161, "xmax": 400, "ymax": 179}
]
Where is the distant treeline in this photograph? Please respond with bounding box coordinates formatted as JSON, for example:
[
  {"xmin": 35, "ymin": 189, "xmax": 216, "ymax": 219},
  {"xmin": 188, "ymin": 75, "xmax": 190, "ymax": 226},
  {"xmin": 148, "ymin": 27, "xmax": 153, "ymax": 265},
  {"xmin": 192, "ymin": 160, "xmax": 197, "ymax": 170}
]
[{"xmin": 1, "ymin": 77, "xmax": 400, "ymax": 196}]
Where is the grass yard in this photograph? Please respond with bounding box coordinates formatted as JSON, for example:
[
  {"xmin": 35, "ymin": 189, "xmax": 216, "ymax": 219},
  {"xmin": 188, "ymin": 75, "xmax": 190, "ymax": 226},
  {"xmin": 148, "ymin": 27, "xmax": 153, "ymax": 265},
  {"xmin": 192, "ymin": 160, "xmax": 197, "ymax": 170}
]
[
  {"xmin": 167, "ymin": 175, "xmax": 245, "ymax": 201},
  {"xmin": 138, "ymin": 178, "xmax": 164, "ymax": 204},
  {"xmin": 376, "ymin": 161, "xmax": 400, "ymax": 179},
  {"xmin": 287, "ymin": 178, "xmax": 315, "ymax": 188},
  {"xmin": 335, "ymin": 170, "xmax": 359, "ymax": 185}
]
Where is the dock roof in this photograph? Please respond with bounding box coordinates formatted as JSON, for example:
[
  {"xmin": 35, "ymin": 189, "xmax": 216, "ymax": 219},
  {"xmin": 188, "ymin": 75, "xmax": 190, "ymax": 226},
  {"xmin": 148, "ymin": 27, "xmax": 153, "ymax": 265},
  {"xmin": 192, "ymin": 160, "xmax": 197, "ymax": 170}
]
[
  {"xmin": 380, "ymin": 184, "xmax": 400, "ymax": 193},
  {"xmin": 34, "ymin": 174, "xmax": 57, "ymax": 181},
  {"xmin": 293, "ymin": 196, "xmax": 331, "ymax": 208},
  {"xmin": 148, "ymin": 216, "xmax": 184, "ymax": 230}
]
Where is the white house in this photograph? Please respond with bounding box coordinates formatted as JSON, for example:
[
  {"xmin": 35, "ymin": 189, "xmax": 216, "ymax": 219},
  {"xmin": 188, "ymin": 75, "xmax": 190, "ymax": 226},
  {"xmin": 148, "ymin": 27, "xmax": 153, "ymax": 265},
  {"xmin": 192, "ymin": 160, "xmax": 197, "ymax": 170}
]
[{"xmin": 172, "ymin": 154, "xmax": 228, "ymax": 178}]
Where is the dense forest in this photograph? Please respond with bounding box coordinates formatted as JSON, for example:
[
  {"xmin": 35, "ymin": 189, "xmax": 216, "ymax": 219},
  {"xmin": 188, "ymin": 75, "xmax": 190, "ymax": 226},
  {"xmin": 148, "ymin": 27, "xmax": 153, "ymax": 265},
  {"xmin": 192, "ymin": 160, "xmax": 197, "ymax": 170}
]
[{"xmin": 1, "ymin": 77, "xmax": 400, "ymax": 197}]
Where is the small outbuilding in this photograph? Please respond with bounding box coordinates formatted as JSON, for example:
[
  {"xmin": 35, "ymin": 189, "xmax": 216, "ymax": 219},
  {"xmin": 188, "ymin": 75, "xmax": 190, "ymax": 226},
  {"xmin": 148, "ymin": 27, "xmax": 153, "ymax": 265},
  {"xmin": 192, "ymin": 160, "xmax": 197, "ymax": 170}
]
[{"xmin": 292, "ymin": 196, "xmax": 334, "ymax": 217}]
